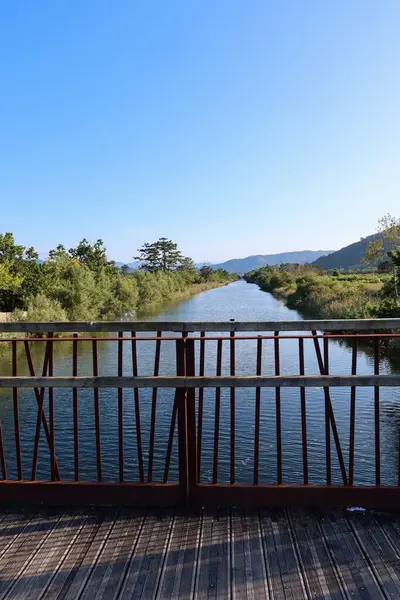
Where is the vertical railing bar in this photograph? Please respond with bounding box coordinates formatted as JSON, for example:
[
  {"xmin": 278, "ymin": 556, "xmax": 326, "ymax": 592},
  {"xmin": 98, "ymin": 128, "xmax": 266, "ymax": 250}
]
[
  {"xmin": 230, "ymin": 328, "xmax": 235, "ymax": 484},
  {"xmin": 31, "ymin": 337, "xmax": 52, "ymax": 481},
  {"xmin": 163, "ymin": 395, "xmax": 178, "ymax": 483},
  {"xmin": 176, "ymin": 337, "xmax": 188, "ymax": 501},
  {"xmin": 131, "ymin": 332, "xmax": 144, "ymax": 484},
  {"xmin": 12, "ymin": 340, "xmax": 22, "ymax": 480},
  {"xmin": 212, "ymin": 338, "xmax": 222, "ymax": 485},
  {"xmin": 48, "ymin": 333, "xmax": 56, "ymax": 481},
  {"xmin": 299, "ymin": 337, "xmax": 308, "ymax": 485},
  {"xmin": 72, "ymin": 333, "xmax": 79, "ymax": 481},
  {"xmin": 147, "ymin": 331, "xmax": 162, "ymax": 483},
  {"xmin": 164, "ymin": 332, "xmax": 185, "ymax": 483},
  {"xmin": 274, "ymin": 331, "xmax": 282, "ymax": 485},
  {"xmin": 253, "ymin": 336, "xmax": 262, "ymax": 485},
  {"xmin": 186, "ymin": 337, "xmax": 197, "ymax": 493},
  {"xmin": 311, "ymin": 331, "xmax": 348, "ymax": 485},
  {"xmin": 374, "ymin": 337, "xmax": 381, "ymax": 486},
  {"xmin": 92, "ymin": 339, "xmax": 102, "ymax": 482},
  {"xmin": 0, "ymin": 422, "xmax": 6, "ymax": 480},
  {"xmin": 24, "ymin": 340, "xmax": 60, "ymax": 481},
  {"xmin": 323, "ymin": 334, "xmax": 331, "ymax": 485},
  {"xmin": 349, "ymin": 333, "xmax": 358, "ymax": 486},
  {"xmin": 197, "ymin": 331, "xmax": 205, "ymax": 482},
  {"xmin": 118, "ymin": 330, "xmax": 124, "ymax": 483}
]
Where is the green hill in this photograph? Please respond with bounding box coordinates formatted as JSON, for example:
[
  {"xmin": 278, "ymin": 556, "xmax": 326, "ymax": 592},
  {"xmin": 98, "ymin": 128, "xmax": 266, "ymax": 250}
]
[
  {"xmin": 313, "ymin": 234, "xmax": 386, "ymax": 270},
  {"xmin": 213, "ymin": 250, "xmax": 332, "ymax": 274}
]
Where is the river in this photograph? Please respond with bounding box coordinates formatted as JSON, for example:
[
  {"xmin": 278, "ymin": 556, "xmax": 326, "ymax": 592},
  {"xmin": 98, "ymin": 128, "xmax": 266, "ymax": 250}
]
[{"xmin": 1, "ymin": 280, "xmax": 399, "ymax": 486}]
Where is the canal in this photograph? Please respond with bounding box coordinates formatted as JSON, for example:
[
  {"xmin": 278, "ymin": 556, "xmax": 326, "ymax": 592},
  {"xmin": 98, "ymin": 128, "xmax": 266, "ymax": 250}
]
[{"xmin": 1, "ymin": 280, "xmax": 399, "ymax": 486}]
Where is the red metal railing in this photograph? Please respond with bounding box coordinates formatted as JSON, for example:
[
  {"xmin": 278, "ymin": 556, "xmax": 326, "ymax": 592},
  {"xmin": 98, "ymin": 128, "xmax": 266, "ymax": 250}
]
[{"xmin": 0, "ymin": 319, "xmax": 399, "ymax": 508}]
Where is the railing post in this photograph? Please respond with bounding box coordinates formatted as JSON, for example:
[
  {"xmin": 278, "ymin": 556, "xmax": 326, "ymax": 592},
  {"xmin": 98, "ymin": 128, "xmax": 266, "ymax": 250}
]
[
  {"xmin": 176, "ymin": 337, "xmax": 188, "ymax": 504},
  {"xmin": 186, "ymin": 338, "xmax": 197, "ymax": 500}
]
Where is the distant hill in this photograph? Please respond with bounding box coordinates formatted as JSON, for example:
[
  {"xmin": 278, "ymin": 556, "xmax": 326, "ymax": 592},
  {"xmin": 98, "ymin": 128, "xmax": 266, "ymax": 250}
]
[
  {"xmin": 313, "ymin": 234, "xmax": 387, "ymax": 270},
  {"xmin": 212, "ymin": 250, "xmax": 333, "ymax": 274}
]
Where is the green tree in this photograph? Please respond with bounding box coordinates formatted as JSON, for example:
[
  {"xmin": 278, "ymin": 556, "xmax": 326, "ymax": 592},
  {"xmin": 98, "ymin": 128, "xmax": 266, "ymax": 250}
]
[
  {"xmin": 135, "ymin": 238, "xmax": 184, "ymax": 272},
  {"xmin": 121, "ymin": 264, "xmax": 131, "ymax": 275},
  {"xmin": 199, "ymin": 264, "xmax": 214, "ymax": 281},
  {"xmin": 365, "ymin": 214, "xmax": 400, "ymax": 301},
  {"xmin": 69, "ymin": 239, "xmax": 116, "ymax": 274}
]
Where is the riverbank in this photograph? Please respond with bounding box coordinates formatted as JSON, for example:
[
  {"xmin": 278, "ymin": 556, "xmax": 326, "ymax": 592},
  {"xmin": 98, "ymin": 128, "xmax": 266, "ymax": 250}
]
[{"xmin": 245, "ymin": 265, "xmax": 394, "ymax": 319}]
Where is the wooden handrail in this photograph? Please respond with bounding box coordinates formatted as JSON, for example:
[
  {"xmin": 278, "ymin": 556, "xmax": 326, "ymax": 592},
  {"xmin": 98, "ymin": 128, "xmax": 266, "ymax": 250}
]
[
  {"xmin": 1, "ymin": 374, "xmax": 400, "ymax": 388},
  {"xmin": 0, "ymin": 318, "xmax": 399, "ymax": 332}
]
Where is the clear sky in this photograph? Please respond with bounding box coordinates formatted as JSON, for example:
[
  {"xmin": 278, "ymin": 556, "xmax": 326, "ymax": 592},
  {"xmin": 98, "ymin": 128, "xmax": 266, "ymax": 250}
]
[{"xmin": 1, "ymin": 1, "xmax": 399, "ymax": 262}]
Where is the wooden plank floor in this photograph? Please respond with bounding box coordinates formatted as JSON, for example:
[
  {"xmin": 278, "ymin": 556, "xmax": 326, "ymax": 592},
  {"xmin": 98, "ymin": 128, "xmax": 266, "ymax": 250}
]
[{"xmin": 0, "ymin": 507, "xmax": 400, "ymax": 599}]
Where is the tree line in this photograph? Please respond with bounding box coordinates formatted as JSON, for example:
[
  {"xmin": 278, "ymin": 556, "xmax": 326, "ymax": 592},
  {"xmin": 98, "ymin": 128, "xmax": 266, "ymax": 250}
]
[{"xmin": 0, "ymin": 235, "xmax": 236, "ymax": 321}]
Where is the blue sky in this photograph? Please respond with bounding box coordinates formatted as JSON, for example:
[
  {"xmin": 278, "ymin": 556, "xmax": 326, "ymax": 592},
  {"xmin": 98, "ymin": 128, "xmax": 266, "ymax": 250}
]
[{"xmin": 1, "ymin": 1, "xmax": 399, "ymax": 262}]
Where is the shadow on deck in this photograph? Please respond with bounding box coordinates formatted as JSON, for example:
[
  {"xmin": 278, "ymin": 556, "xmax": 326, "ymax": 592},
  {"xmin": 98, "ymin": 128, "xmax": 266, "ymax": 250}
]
[{"xmin": 0, "ymin": 507, "xmax": 399, "ymax": 599}]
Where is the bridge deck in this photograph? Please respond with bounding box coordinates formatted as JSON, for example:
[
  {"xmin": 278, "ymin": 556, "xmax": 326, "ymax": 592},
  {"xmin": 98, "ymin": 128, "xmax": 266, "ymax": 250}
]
[{"xmin": 0, "ymin": 507, "xmax": 399, "ymax": 599}]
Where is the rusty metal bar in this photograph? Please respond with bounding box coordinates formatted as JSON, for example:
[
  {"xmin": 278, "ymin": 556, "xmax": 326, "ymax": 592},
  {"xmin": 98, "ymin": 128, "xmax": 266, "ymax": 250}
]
[
  {"xmin": 118, "ymin": 331, "xmax": 124, "ymax": 483},
  {"xmin": 374, "ymin": 338, "xmax": 381, "ymax": 486},
  {"xmin": 254, "ymin": 336, "xmax": 262, "ymax": 485},
  {"xmin": 299, "ymin": 338, "xmax": 308, "ymax": 485},
  {"xmin": 31, "ymin": 337, "xmax": 51, "ymax": 481},
  {"xmin": 197, "ymin": 331, "xmax": 205, "ymax": 481},
  {"xmin": 0, "ymin": 423, "xmax": 6, "ymax": 480},
  {"xmin": 147, "ymin": 331, "xmax": 162, "ymax": 483},
  {"xmin": 349, "ymin": 334, "xmax": 358, "ymax": 486},
  {"xmin": 163, "ymin": 396, "xmax": 178, "ymax": 483},
  {"xmin": 274, "ymin": 332, "xmax": 282, "ymax": 484},
  {"xmin": 323, "ymin": 335, "xmax": 331, "ymax": 485},
  {"xmin": 92, "ymin": 339, "xmax": 102, "ymax": 482},
  {"xmin": 72, "ymin": 333, "xmax": 79, "ymax": 481},
  {"xmin": 24, "ymin": 341, "xmax": 60, "ymax": 481},
  {"xmin": 48, "ymin": 334, "xmax": 56, "ymax": 482},
  {"xmin": 12, "ymin": 341, "xmax": 22, "ymax": 480},
  {"xmin": 186, "ymin": 338, "xmax": 197, "ymax": 492},
  {"xmin": 230, "ymin": 328, "xmax": 235, "ymax": 484},
  {"xmin": 212, "ymin": 339, "xmax": 223, "ymax": 485},
  {"xmin": 131, "ymin": 332, "xmax": 144, "ymax": 483},
  {"xmin": 312, "ymin": 331, "xmax": 348, "ymax": 486},
  {"xmin": 176, "ymin": 338, "xmax": 188, "ymax": 500}
]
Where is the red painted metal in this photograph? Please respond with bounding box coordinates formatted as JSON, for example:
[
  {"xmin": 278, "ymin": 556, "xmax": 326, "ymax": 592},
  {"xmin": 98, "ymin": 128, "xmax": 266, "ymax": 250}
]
[
  {"xmin": 299, "ymin": 338, "xmax": 308, "ymax": 485},
  {"xmin": 197, "ymin": 331, "xmax": 205, "ymax": 480},
  {"xmin": 3, "ymin": 325, "xmax": 398, "ymax": 509},
  {"xmin": 212, "ymin": 339, "xmax": 223, "ymax": 484},
  {"xmin": 0, "ymin": 481, "xmax": 181, "ymax": 507},
  {"xmin": 230, "ymin": 329, "xmax": 235, "ymax": 484},
  {"xmin": 374, "ymin": 338, "xmax": 381, "ymax": 486},
  {"xmin": 12, "ymin": 341, "xmax": 22, "ymax": 480},
  {"xmin": 0, "ymin": 424, "xmax": 6, "ymax": 480},
  {"xmin": 23, "ymin": 341, "xmax": 60, "ymax": 481},
  {"xmin": 186, "ymin": 338, "xmax": 197, "ymax": 494},
  {"xmin": 131, "ymin": 332, "xmax": 144, "ymax": 483},
  {"xmin": 349, "ymin": 334, "xmax": 358, "ymax": 486},
  {"xmin": 92, "ymin": 339, "xmax": 102, "ymax": 482},
  {"xmin": 31, "ymin": 338, "xmax": 52, "ymax": 481},
  {"xmin": 147, "ymin": 332, "xmax": 162, "ymax": 483},
  {"xmin": 323, "ymin": 335, "xmax": 331, "ymax": 484},
  {"xmin": 72, "ymin": 333, "xmax": 79, "ymax": 481},
  {"xmin": 312, "ymin": 331, "xmax": 348, "ymax": 485},
  {"xmin": 118, "ymin": 331, "xmax": 124, "ymax": 483},
  {"xmin": 176, "ymin": 338, "xmax": 188, "ymax": 500},
  {"xmin": 253, "ymin": 337, "xmax": 262, "ymax": 485},
  {"xmin": 48, "ymin": 334, "xmax": 56, "ymax": 482},
  {"xmin": 274, "ymin": 332, "xmax": 282, "ymax": 484}
]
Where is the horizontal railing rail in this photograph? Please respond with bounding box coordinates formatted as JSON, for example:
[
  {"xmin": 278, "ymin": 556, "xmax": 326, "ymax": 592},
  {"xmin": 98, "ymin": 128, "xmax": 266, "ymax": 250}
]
[
  {"xmin": 0, "ymin": 319, "xmax": 399, "ymax": 508},
  {"xmin": 0, "ymin": 318, "xmax": 399, "ymax": 332},
  {"xmin": 0, "ymin": 375, "xmax": 400, "ymax": 388}
]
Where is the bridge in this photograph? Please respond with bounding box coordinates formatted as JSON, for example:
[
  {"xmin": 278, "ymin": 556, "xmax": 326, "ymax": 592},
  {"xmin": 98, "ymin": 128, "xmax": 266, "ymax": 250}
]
[{"xmin": 0, "ymin": 319, "xmax": 400, "ymax": 598}]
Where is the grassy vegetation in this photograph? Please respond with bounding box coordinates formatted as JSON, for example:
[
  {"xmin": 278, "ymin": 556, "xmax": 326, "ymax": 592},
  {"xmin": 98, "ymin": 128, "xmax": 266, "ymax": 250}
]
[
  {"xmin": 245, "ymin": 264, "xmax": 395, "ymax": 319},
  {"xmin": 0, "ymin": 233, "xmax": 236, "ymax": 326}
]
